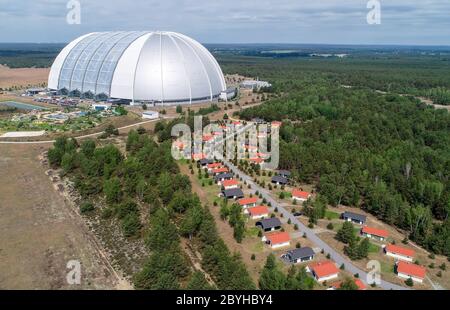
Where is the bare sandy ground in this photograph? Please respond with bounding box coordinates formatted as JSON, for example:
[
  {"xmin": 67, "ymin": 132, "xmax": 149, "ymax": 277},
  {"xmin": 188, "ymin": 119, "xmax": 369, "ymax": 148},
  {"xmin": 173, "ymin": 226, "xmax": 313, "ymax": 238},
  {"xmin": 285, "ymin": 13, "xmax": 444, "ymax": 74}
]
[
  {"xmin": 0, "ymin": 65, "xmax": 49, "ymax": 89},
  {"xmin": 0, "ymin": 144, "xmax": 126, "ymax": 289}
]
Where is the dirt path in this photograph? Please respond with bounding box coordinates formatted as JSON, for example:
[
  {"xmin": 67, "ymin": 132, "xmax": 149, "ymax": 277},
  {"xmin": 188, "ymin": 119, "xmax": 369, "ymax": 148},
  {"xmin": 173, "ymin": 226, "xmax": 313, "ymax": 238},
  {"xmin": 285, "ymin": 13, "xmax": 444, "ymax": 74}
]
[{"xmin": 0, "ymin": 144, "xmax": 128, "ymax": 289}]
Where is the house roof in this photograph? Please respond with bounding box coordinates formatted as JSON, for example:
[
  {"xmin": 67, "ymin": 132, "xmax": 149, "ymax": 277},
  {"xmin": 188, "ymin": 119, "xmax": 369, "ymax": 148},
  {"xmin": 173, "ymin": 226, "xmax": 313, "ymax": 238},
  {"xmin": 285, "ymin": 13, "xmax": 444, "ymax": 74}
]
[
  {"xmin": 238, "ymin": 197, "xmax": 258, "ymax": 206},
  {"xmin": 214, "ymin": 173, "xmax": 233, "ymax": 181},
  {"xmin": 173, "ymin": 141, "xmax": 184, "ymax": 149},
  {"xmin": 385, "ymin": 244, "xmax": 415, "ymax": 258},
  {"xmin": 361, "ymin": 226, "xmax": 389, "ymax": 238},
  {"xmin": 250, "ymin": 158, "xmax": 264, "ymax": 164},
  {"xmin": 193, "ymin": 153, "xmax": 206, "ymax": 160},
  {"xmin": 207, "ymin": 162, "xmax": 222, "ymax": 169},
  {"xmin": 397, "ymin": 261, "xmax": 426, "ymax": 279},
  {"xmin": 286, "ymin": 247, "xmax": 315, "ymax": 260},
  {"xmin": 222, "ymin": 179, "xmax": 238, "ymax": 187},
  {"xmin": 265, "ymin": 231, "xmax": 290, "ymax": 245},
  {"xmin": 292, "ymin": 189, "xmax": 311, "ymax": 199},
  {"xmin": 202, "ymin": 134, "xmax": 213, "ymax": 142},
  {"xmin": 308, "ymin": 261, "xmax": 339, "ymax": 279},
  {"xmin": 248, "ymin": 206, "xmax": 269, "ymax": 216},
  {"xmin": 271, "ymin": 175, "xmax": 288, "ymax": 184},
  {"xmin": 271, "ymin": 121, "xmax": 282, "ymax": 127},
  {"xmin": 343, "ymin": 211, "xmax": 366, "ymax": 222},
  {"xmin": 199, "ymin": 158, "xmax": 213, "ymax": 165},
  {"xmin": 222, "ymin": 188, "xmax": 244, "ymax": 199},
  {"xmin": 256, "ymin": 218, "xmax": 282, "ymax": 230},
  {"xmin": 331, "ymin": 279, "xmax": 366, "ymax": 290},
  {"xmin": 213, "ymin": 167, "xmax": 229, "ymax": 174}
]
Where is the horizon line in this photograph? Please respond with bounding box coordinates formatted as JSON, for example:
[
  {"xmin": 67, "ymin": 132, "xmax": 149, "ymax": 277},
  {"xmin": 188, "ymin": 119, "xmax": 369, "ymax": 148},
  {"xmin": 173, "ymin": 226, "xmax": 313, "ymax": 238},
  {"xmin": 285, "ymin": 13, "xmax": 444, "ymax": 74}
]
[{"xmin": 0, "ymin": 42, "xmax": 450, "ymax": 48}]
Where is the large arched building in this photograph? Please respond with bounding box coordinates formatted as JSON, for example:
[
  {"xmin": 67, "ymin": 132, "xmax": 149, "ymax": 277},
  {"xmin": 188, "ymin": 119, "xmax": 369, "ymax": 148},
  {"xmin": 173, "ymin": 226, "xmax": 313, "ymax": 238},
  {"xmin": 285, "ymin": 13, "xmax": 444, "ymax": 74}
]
[{"xmin": 48, "ymin": 31, "xmax": 227, "ymax": 105}]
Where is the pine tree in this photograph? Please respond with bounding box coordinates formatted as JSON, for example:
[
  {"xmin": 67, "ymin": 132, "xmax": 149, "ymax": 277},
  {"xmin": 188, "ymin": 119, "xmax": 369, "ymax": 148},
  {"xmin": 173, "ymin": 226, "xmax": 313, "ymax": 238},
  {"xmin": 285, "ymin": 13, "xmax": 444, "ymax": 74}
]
[
  {"xmin": 259, "ymin": 254, "xmax": 286, "ymax": 290},
  {"xmin": 336, "ymin": 221, "xmax": 356, "ymax": 244}
]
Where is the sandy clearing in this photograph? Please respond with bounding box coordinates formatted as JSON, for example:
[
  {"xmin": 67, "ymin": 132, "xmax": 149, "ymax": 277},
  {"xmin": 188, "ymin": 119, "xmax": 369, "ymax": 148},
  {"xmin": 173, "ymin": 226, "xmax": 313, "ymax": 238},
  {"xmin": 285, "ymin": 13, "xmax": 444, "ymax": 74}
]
[
  {"xmin": 0, "ymin": 65, "xmax": 49, "ymax": 89},
  {"xmin": 0, "ymin": 144, "xmax": 123, "ymax": 289}
]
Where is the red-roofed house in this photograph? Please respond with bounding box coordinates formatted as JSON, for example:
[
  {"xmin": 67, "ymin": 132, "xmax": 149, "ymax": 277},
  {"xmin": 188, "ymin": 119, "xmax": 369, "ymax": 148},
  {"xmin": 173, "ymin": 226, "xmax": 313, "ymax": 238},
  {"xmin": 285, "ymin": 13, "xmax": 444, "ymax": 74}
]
[
  {"xmin": 384, "ymin": 244, "xmax": 415, "ymax": 262},
  {"xmin": 361, "ymin": 226, "xmax": 389, "ymax": 241},
  {"xmin": 192, "ymin": 153, "xmax": 206, "ymax": 161},
  {"xmin": 207, "ymin": 162, "xmax": 222, "ymax": 171},
  {"xmin": 245, "ymin": 206, "xmax": 270, "ymax": 220},
  {"xmin": 250, "ymin": 158, "xmax": 264, "ymax": 165},
  {"xmin": 307, "ymin": 261, "xmax": 339, "ymax": 282},
  {"xmin": 329, "ymin": 278, "xmax": 366, "ymax": 290},
  {"xmin": 202, "ymin": 134, "xmax": 214, "ymax": 142},
  {"xmin": 292, "ymin": 189, "xmax": 311, "ymax": 202},
  {"xmin": 222, "ymin": 179, "xmax": 239, "ymax": 190},
  {"xmin": 173, "ymin": 140, "xmax": 184, "ymax": 150},
  {"xmin": 262, "ymin": 232, "xmax": 291, "ymax": 249},
  {"xmin": 238, "ymin": 197, "xmax": 258, "ymax": 209},
  {"xmin": 257, "ymin": 152, "xmax": 270, "ymax": 159},
  {"xmin": 396, "ymin": 261, "xmax": 426, "ymax": 283},
  {"xmin": 212, "ymin": 167, "xmax": 229, "ymax": 175},
  {"xmin": 271, "ymin": 121, "xmax": 282, "ymax": 128}
]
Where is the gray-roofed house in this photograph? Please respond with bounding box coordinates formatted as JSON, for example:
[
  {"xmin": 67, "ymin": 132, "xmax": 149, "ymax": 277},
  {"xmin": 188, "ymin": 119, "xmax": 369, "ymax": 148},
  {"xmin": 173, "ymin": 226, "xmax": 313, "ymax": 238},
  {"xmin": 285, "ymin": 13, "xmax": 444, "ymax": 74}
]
[
  {"xmin": 278, "ymin": 170, "xmax": 291, "ymax": 178},
  {"xmin": 342, "ymin": 211, "xmax": 366, "ymax": 225},
  {"xmin": 222, "ymin": 188, "xmax": 244, "ymax": 200},
  {"xmin": 271, "ymin": 175, "xmax": 288, "ymax": 185},
  {"xmin": 283, "ymin": 247, "xmax": 315, "ymax": 264},
  {"xmin": 199, "ymin": 158, "xmax": 214, "ymax": 166},
  {"xmin": 256, "ymin": 217, "xmax": 282, "ymax": 232},
  {"xmin": 214, "ymin": 172, "xmax": 234, "ymax": 184}
]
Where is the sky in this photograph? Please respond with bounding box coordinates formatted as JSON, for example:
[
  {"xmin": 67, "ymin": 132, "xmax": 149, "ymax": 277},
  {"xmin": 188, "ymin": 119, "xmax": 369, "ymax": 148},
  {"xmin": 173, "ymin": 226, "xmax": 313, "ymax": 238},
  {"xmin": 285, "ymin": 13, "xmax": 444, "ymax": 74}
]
[{"xmin": 0, "ymin": 0, "xmax": 449, "ymax": 45}]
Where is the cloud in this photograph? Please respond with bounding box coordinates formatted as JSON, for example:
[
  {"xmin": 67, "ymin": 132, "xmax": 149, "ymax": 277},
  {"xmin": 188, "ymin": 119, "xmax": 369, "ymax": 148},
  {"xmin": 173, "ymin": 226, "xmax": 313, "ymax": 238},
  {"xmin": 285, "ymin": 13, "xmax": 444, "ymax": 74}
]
[{"xmin": 0, "ymin": 0, "xmax": 448, "ymax": 45}]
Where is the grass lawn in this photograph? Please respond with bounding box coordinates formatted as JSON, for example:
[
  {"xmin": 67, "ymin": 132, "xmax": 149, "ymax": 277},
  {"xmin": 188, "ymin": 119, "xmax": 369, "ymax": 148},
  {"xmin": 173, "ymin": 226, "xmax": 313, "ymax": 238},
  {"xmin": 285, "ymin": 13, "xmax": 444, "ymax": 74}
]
[
  {"xmin": 325, "ymin": 209, "xmax": 340, "ymax": 220},
  {"xmin": 245, "ymin": 226, "xmax": 260, "ymax": 238},
  {"xmin": 381, "ymin": 261, "xmax": 395, "ymax": 274},
  {"xmin": 252, "ymin": 241, "xmax": 264, "ymax": 253},
  {"xmin": 368, "ymin": 242, "xmax": 381, "ymax": 254}
]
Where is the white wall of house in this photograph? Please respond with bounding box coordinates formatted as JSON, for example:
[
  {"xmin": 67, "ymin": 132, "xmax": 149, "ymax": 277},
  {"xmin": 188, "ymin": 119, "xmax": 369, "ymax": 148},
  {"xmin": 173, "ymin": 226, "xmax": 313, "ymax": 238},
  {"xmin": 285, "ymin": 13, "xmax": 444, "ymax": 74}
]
[
  {"xmin": 397, "ymin": 272, "xmax": 423, "ymax": 283},
  {"xmin": 294, "ymin": 256, "xmax": 313, "ymax": 264},
  {"xmin": 251, "ymin": 214, "xmax": 268, "ymax": 220},
  {"xmin": 362, "ymin": 233, "xmax": 385, "ymax": 241},
  {"xmin": 271, "ymin": 241, "xmax": 290, "ymax": 249},
  {"xmin": 293, "ymin": 196, "xmax": 307, "ymax": 202},
  {"xmin": 223, "ymin": 184, "xmax": 238, "ymax": 190},
  {"xmin": 386, "ymin": 251, "xmax": 413, "ymax": 262},
  {"xmin": 316, "ymin": 273, "xmax": 339, "ymax": 282}
]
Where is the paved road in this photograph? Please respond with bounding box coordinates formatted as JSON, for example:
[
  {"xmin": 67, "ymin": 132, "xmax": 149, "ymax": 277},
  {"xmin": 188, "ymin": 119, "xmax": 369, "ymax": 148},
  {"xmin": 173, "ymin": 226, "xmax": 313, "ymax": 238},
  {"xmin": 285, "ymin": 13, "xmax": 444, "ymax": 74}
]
[{"xmin": 222, "ymin": 159, "xmax": 410, "ymax": 291}]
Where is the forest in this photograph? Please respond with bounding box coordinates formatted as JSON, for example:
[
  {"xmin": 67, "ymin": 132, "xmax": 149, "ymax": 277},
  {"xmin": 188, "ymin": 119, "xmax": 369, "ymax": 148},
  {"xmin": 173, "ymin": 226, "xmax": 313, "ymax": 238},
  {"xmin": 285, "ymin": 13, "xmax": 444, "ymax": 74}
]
[
  {"xmin": 219, "ymin": 53, "xmax": 450, "ymax": 105},
  {"xmin": 236, "ymin": 74, "xmax": 450, "ymax": 258},
  {"xmin": 47, "ymin": 132, "xmax": 254, "ymax": 290}
]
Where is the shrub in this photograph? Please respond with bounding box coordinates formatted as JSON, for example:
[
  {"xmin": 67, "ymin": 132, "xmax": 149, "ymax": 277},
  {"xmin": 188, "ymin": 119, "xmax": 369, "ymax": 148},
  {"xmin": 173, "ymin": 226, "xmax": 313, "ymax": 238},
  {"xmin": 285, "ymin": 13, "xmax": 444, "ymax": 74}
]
[
  {"xmin": 80, "ymin": 201, "xmax": 94, "ymax": 213},
  {"xmin": 121, "ymin": 213, "xmax": 142, "ymax": 237},
  {"xmin": 327, "ymin": 223, "xmax": 334, "ymax": 230},
  {"xmin": 251, "ymin": 254, "xmax": 256, "ymax": 261},
  {"xmin": 404, "ymin": 278, "xmax": 414, "ymax": 287}
]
